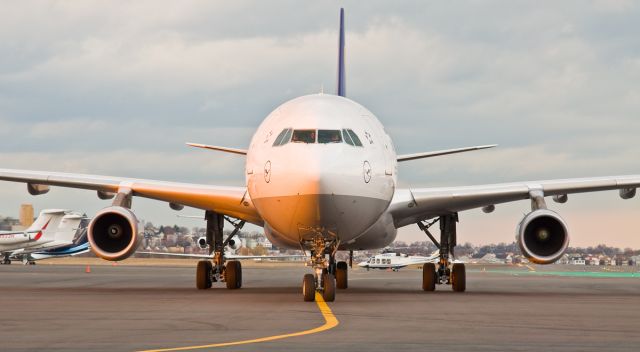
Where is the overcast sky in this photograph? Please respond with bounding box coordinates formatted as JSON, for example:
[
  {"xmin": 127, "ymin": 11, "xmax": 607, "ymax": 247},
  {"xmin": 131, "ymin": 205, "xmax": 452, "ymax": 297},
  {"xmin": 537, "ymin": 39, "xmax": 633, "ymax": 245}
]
[{"xmin": 1, "ymin": 1, "xmax": 639, "ymax": 247}]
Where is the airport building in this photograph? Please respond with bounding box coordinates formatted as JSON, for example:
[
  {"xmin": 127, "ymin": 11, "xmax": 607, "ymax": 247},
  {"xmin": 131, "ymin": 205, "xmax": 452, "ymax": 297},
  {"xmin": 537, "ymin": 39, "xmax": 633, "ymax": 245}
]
[{"xmin": 19, "ymin": 203, "xmax": 34, "ymax": 228}]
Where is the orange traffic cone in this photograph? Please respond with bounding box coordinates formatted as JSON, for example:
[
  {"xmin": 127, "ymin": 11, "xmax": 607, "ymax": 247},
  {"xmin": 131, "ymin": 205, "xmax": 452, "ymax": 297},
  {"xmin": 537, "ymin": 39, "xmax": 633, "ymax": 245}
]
[{"xmin": 85, "ymin": 265, "xmax": 91, "ymax": 273}]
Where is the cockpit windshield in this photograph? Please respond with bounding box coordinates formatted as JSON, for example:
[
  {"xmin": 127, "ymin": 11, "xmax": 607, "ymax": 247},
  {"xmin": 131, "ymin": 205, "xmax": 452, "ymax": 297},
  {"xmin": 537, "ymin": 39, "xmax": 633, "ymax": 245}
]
[
  {"xmin": 292, "ymin": 129, "xmax": 316, "ymax": 143},
  {"xmin": 318, "ymin": 130, "xmax": 342, "ymax": 143},
  {"xmin": 273, "ymin": 128, "xmax": 363, "ymax": 146}
]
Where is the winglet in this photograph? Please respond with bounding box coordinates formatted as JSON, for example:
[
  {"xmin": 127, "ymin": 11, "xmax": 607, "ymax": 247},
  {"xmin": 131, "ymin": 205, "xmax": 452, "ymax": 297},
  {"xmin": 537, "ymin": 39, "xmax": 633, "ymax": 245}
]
[
  {"xmin": 336, "ymin": 8, "xmax": 346, "ymax": 97},
  {"xmin": 397, "ymin": 144, "xmax": 497, "ymax": 162},
  {"xmin": 186, "ymin": 143, "xmax": 247, "ymax": 155}
]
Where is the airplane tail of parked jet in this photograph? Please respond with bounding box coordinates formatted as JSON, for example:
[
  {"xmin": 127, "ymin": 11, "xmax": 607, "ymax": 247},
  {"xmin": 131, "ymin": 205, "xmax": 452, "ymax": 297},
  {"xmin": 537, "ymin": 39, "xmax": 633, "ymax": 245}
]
[
  {"xmin": 24, "ymin": 209, "xmax": 66, "ymax": 238},
  {"xmin": 0, "ymin": 209, "xmax": 67, "ymax": 247},
  {"xmin": 50, "ymin": 213, "xmax": 85, "ymax": 244}
]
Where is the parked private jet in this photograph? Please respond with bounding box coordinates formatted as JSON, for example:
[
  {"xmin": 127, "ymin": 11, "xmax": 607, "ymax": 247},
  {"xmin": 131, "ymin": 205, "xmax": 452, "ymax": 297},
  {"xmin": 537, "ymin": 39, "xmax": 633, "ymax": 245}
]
[
  {"xmin": 0, "ymin": 209, "xmax": 85, "ymax": 264},
  {"xmin": 0, "ymin": 9, "xmax": 639, "ymax": 301}
]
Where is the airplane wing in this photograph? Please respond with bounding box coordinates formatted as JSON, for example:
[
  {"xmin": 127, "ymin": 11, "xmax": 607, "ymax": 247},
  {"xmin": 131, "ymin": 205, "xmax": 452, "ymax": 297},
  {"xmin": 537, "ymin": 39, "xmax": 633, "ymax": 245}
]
[
  {"xmin": 137, "ymin": 251, "xmax": 305, "ymax": 260},
  {"xmin": 389, "ymin": 175, "xmax": 640, "ymax": 227},
  {"xmin": 0, "ymin": 168, "xmax": 263, "ymax": 226}
]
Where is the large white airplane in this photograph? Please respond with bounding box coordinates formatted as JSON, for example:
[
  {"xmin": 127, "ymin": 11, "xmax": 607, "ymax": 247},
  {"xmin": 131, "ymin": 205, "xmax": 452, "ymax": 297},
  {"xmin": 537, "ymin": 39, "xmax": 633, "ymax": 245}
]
[
  {"xmin": 0, "ymin": 9, "xmax": 638, "ymax": 301},
  {"xmin": 0, "ymin": 209, "xmax": 85, "ymax": 264}
]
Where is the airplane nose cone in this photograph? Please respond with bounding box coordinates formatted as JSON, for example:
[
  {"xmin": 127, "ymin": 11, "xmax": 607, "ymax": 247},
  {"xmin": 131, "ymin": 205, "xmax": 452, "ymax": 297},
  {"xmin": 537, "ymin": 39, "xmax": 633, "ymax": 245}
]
[{"xmin": 251, "ymin": 147, "xmax": 392, "ymax": 244}]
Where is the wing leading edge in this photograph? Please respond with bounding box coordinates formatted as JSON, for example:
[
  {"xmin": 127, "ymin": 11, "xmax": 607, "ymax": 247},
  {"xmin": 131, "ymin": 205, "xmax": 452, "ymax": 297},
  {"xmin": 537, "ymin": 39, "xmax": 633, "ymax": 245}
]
[
  {"xmin": 0, "ymin": 168, "xmax": 263, "ymax": 226},
  {"xmin": 397, "ymin": 144, "xmax": 497, "ymax": 162},
  {"xmin": 389, "ymin": 175, "xmax": 640, "ymax": 228}
]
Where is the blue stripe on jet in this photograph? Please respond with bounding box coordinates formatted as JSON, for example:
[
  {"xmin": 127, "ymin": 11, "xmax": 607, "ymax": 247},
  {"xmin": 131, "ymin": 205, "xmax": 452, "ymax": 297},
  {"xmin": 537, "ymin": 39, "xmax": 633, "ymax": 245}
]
[{"xmin": 36, "ymin": 242, "xmax": 90, "ymax": 256}]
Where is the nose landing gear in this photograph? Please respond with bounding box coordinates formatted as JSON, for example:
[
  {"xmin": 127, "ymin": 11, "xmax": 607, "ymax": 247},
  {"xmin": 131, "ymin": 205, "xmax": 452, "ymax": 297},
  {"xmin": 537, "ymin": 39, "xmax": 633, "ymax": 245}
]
[
  {"xmin": 196, "ymin": 211, "xmax": 245, "ymax": 290},
  {"xmin": 418, "ymin": 213, "xmax": 466, "ymax": 292},
  {"xmin": 300, "ymin": 231, "xmax": 339, "ymax": 302}
]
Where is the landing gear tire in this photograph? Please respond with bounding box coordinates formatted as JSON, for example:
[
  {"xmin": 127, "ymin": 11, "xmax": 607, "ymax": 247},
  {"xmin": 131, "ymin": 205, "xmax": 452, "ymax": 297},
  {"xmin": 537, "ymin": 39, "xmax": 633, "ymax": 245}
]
[
  {"xmin": 422, "ymin": 263, "xmax": 436, "ymax": 292},
  {"xmin": 322, "ymin": 273, "xmax": 336, "ymax": 302},
  {"xmin": 196, "ymin": 260, "xmax": 211, "ymax": 290},
  {"xmin": 336, "ymin": 261, "xmax": 348, "ymax": 289},
  {"xmin": 225, "ymin": 260, "xmax": 242, "ymax": 289},
  {"xmin": 303, "ymin": 274, "xmax": 315, "ymax": 302},
  {"xmin": 451, "ymin": 263, "xmax": 466, "ymax": 292}
]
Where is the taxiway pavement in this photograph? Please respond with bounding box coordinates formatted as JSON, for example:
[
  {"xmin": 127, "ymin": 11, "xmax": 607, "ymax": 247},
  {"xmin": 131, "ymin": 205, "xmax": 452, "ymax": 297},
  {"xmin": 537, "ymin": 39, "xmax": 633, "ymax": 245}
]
[{"xmin": 1, "ymin": 261, "xmax": 639, "ymax": 351}]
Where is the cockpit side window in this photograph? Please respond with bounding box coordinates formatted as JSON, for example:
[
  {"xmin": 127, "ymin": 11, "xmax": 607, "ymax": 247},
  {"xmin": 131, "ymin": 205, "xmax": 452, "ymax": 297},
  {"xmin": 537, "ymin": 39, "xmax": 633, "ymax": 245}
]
[
  {"xmin": 346, "ymin": 129, "xmax": 363, "ymax": 147},
  {"xmin": 291, "ymin": 129, "xmax": 316, "ymax": 143},
  {"xmin": 272, "ymin": 128, "xmax": 291, "ymax": 146},
  {"xmin": 342, "ymin": 129, "xmax": 354, "ymax": 146},
  {"xmin": 318, "ymin": 130, "xmax": 342, "ymax": 144}
]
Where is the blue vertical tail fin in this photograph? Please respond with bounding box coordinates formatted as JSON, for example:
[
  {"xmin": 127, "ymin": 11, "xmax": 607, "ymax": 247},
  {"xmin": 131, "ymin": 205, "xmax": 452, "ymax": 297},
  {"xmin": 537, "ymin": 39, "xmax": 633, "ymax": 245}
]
[{"xmin": 336, "ymin": 8, "xmax": 346, "ymax": 97}]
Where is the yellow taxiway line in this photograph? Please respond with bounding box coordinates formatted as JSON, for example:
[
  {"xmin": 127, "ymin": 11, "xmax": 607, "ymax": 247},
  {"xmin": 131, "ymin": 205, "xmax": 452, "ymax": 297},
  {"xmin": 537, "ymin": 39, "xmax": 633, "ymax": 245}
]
[{"xmin": 138, "ymin": 292, "xmax": 339, "ymax": 352}]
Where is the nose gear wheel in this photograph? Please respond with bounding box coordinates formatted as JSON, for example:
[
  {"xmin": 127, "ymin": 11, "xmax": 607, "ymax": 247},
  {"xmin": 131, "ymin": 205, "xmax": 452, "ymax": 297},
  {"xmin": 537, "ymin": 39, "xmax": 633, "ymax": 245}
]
[{"xmin": 299, "ymin": 229, "xmax": 340, "ymax": 302}]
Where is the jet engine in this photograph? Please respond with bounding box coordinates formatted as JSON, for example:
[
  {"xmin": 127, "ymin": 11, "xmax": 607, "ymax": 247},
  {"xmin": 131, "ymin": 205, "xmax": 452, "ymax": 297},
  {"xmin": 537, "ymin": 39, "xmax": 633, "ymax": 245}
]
[
  {"xmin": 197, "ymin": 236, "xmax": 208, "ymax": 249},
  {"xmin": 228, "ymin": 238, "xmax": 241, "ymax": 250},
  {"xmin": 197, "ymin": 236, "xmax": 241, "ymax": 250},
  {"xmin": 516, "ymin": 209, "xmax": 569, "ymax": 264},
  {"xmin": 88, "ymin": 206, "xmax": 141, "ymax": 261}
]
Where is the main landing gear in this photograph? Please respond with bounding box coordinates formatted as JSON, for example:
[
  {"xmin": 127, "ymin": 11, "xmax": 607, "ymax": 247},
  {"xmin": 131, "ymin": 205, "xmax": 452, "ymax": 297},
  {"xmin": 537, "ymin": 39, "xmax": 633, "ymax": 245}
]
[
  {"xmin": 418, "ymin": 213, "xmax": 466, "ymax": 292},
  {"xmin": 196, "ymin": 211, "xmax": 245, "ymax": 291},
  {"xmin": 1, "ymin": 253, "xmax": 11, "ymax": 265},
  {"xmin": 300, "ymin": 231, "xmax": 348, "ymax": 302}
]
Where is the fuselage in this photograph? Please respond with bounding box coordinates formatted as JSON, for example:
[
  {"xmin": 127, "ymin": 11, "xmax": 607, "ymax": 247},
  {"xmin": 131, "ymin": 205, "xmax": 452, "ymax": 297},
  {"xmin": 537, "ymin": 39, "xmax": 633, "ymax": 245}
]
[
  {"xmin": 246, "ymin": 94, "xmax": 399, "ymax": 250},
  {"xmin": 0, "ymin": 230, "xmax": 47, "ymax": 251}
]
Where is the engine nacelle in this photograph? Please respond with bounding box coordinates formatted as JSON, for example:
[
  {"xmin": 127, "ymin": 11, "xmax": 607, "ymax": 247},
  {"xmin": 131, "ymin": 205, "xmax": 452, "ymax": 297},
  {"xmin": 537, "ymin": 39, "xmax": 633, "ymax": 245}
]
[
  {"xmin": 228, "ymin": 238, "xmax": 241, "ymax": 250},
  {"xmin": 88, "ymin": 206, "xmax": 141, "ymax": 261},
  {"xmin": 197, "ymin": 236, "xmax": 241, "ymax": 250},
  {"xmin": 197, "ymin": 236, "xmax": 208, "ymax": 250},
  {"xmin": 516, "ymin": 209, "xmax": 569, "ymax": 264}
]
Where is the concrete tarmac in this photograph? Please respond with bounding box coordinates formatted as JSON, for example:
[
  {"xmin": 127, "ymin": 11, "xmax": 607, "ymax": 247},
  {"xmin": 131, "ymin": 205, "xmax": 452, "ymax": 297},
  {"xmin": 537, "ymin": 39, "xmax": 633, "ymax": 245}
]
[{"xmin": 1, "ymin": 261, "xmax": 640, "ymax": 351}]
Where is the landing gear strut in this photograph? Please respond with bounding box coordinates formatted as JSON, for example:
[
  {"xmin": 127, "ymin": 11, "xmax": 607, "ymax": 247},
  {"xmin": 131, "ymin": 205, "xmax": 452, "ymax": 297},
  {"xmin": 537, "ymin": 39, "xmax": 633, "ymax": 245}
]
[
  {"xmin": 22, "ymin": 256, "xmax": 36, "ymax": 265},
  {"xmin": 196, "ymin": 211, "xmax": 245, "ymax": 290},
  {"xmin": 1, "ymin": 253, "xmax": 11, "ymax": 265},
  {"xmin": 418, "ymin": 213, "xmax": 466, "ymax": 292},
  {"xmin": 301, "ymin": 231, "xmax": 338, "ymax": 302}
]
